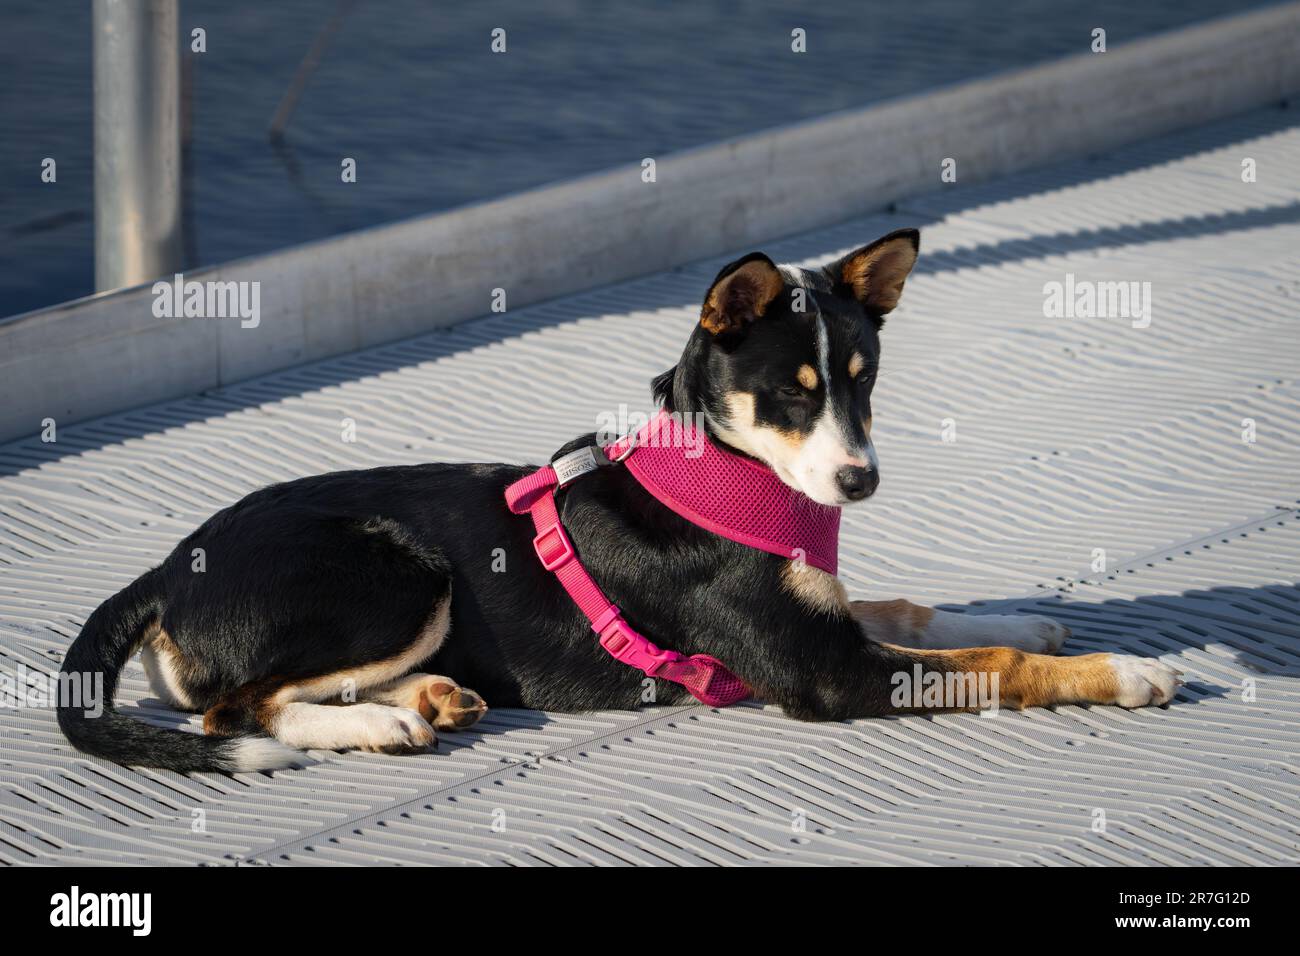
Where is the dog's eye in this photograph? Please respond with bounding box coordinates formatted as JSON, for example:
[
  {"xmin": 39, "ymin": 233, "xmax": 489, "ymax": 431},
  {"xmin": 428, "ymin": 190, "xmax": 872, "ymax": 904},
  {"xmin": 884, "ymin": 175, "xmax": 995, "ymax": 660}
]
[{"xmin": 778, "ymin": 385, "xmax": 804, "ymax": 398}]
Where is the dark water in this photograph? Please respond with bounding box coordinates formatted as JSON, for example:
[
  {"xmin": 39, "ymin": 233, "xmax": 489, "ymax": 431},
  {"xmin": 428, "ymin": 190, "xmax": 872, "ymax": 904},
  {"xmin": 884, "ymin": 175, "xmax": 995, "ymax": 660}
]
[{"xmin": 0, "ymin": 0, "xmax": 1271, "ymax": 318}]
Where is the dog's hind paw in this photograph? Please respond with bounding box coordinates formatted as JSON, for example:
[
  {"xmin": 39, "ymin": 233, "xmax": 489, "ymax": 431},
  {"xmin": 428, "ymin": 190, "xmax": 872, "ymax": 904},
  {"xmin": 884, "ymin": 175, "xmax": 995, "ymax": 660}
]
[
  {"xmin": 359, "ymin": 705, "xmax": 437, "ymax": 754},
  {"xmin": 418, "ymin": 677, "xmax": 489, "ymax": 731}
]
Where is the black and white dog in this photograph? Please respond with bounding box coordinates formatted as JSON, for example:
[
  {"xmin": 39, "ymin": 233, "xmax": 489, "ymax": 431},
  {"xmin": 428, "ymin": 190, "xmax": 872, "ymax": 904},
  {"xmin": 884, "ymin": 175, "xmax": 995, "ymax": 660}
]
[{"xmin": 57, "ymin": 229, "xmax": 1180, "ymax": 773}]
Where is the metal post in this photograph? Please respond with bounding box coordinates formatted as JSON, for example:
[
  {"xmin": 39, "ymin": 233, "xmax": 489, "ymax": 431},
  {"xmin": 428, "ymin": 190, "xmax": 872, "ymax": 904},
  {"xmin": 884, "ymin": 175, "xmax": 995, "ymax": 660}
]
[{"xmin": 93, "ymin": 0, "xmax": 182, "ymax": 292}]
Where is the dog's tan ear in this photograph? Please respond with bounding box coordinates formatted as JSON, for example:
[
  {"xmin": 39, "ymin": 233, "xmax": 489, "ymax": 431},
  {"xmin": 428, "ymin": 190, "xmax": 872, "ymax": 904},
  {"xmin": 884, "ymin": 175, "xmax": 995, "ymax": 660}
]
[
  {"xmin": 700, "ymin": 253, "xmax": 784, "ymax": 335},
  {"xmin": 835, "ymin": 228, "xmax": 920, "ymax": 316}
]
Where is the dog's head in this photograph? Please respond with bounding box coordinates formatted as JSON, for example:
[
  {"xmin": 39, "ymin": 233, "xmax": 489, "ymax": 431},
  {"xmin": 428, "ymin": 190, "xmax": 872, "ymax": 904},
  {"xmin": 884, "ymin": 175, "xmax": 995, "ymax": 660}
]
[{"xmin": 654, "ymin": 228, "xmax": 919, "ymax": 507}]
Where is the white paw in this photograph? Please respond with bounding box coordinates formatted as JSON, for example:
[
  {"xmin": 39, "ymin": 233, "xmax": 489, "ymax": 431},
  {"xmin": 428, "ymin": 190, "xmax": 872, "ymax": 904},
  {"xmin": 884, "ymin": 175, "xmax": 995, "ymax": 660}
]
[
  {"xmin": 356, "ymin": 704, "xmax": 437, "ymax": 752},
  {"xmin": 937, "ymin": 613, "xmax": 1069, "ymax": 653},
  {"xmin": 1109, "ymin": 656, "xmax": 1183, "ymax": 708},
  {"xmin": 1011, "ymin": 615, "xmax": 1071, "ymax": 654}
]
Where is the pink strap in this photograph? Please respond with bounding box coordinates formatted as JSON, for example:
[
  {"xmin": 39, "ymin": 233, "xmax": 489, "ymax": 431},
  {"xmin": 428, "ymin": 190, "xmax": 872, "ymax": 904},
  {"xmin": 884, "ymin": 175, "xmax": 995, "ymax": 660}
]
[{"xmin": 506, "ymin": 458, "xmax": 749, "ymax": 708}]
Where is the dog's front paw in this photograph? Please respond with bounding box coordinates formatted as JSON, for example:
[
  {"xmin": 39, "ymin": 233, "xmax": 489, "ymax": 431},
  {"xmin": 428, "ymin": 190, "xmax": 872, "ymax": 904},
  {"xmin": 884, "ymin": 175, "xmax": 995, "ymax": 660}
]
[
  {"xmin": 1108, "ymin": 656, "xmax": 1183, "ymax": 708},
  {"xmin": 1024, "ymin": 615, "xmax": 1070, "ymax": 653},
  {"xmin": 869, "ymin": 606, "xmax": 1074, "ymax": 652},
  {"xmin": 993, "ymin": 614, "xmax": 1070, "ymax": 654}
]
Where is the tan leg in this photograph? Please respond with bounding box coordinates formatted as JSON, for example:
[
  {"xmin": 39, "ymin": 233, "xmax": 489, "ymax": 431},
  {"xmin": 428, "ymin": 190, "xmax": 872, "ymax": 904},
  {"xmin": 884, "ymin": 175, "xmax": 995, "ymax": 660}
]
[
  {"xmin": 851, "ymin": 598, "xmax": 1070, "ymax": 653},
  {"xmin": 897, "ymin": 645, "xmax": 1182, "ymax": 711}
]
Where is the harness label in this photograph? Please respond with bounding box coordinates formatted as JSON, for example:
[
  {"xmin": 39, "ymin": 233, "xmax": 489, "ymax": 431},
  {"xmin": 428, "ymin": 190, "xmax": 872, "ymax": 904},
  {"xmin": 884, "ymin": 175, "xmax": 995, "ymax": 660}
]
[{"xmin": 552, "ymin": 446, "xmax": 601, "ymax": 486}]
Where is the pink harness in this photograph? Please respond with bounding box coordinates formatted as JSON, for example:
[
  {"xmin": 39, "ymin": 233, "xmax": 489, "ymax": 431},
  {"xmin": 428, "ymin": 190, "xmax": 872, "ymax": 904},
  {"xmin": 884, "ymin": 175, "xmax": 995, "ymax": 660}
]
[{"xmin": 504, "ymin": 410, "xmax": 841, "ymax": 707}]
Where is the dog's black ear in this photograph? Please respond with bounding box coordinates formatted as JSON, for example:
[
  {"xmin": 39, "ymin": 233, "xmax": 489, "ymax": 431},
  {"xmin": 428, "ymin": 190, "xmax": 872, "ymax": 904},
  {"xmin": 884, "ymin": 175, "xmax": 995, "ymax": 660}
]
[
  {"xmin": 700, "ymin": 253, "xmax": 784, "ymax": 336},
  {"xmin": 832, "ymin": 228, "xmax": 920, "ymax": 318}
]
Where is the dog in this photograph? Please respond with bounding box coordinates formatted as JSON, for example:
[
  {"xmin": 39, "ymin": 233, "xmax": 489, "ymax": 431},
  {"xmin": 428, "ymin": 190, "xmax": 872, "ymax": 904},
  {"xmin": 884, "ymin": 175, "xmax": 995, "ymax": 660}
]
[{"xmin": 56, "ymin": 228, "xmax": 1181, "ymax": 772}]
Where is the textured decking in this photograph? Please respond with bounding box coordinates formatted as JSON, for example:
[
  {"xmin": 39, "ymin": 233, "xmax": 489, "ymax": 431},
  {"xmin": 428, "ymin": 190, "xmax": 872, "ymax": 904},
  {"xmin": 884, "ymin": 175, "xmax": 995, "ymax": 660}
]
[{"xmin": 1, "ymin": 105, "xmax": 1299, "ymax": 866}]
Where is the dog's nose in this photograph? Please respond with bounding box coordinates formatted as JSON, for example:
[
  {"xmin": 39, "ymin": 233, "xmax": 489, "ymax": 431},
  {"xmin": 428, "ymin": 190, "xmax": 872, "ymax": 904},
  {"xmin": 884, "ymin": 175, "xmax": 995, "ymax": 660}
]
[{"xmin": 836, "ymin": 465, "xmax": 878, "ymax": 501}]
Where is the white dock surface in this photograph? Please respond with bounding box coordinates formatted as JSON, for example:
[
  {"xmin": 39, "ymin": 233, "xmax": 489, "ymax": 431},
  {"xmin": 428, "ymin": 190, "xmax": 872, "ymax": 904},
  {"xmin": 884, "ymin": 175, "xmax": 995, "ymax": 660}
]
[{"xmin": 1, "ymin": 105, "xmax": 1298, "ymax": 866}]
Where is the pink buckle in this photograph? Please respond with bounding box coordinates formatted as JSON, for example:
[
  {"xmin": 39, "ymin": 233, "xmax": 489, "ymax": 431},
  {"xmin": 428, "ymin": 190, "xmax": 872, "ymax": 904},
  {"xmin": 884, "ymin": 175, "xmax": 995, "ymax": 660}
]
[
  {"xmin": 533, "ymin": 523, "xmax": 575, "ymax": 571},
  {"xmin": 598, "ymin": 618, "xmax": 680, "ymax": 675}
]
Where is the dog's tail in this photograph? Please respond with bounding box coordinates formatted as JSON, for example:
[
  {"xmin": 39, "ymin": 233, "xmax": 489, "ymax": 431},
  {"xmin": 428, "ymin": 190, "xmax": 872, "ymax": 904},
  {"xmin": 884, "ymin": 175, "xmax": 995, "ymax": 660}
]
[{"xmin": 57, "ymin": 570, "xmax": 307, "ymax": 773}]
